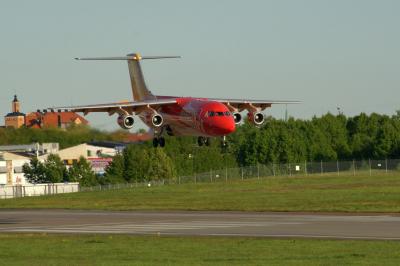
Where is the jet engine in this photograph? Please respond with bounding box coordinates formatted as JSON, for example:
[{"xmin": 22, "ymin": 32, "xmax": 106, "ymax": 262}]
[
  {"xmin": 233, "ymin": 112, "xmax": 242, "ymax": 124},
  {"xmin": 117, "ymin": 115, "xmax": 135, "ymax": 129},
  {"xmin": 151, "ymin": 114, "xmax": 164, "ymax": 127},
  {"xmin": 247, "ymin": 112, "xmax": 265, "ymax": 126}
]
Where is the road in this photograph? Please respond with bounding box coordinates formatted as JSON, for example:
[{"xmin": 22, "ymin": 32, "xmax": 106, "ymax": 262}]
[{"xmin": 1, "ymin": 210, "xmax": 399, "ymax": 240}]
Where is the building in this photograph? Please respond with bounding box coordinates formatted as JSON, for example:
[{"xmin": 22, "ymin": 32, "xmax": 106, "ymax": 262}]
[
  {"xmin": 0, "ymin": 144, "xmax": 59, "ymax": 185},
  {"xmin": 25, "ymin": 111, "xmax": 88, "ymax": 129},
  {"xmin": 39, "ymin": 143, "xmax": 119, "ymax": 175},
  {"xmin": 3, "ymin": 95, "xmax": 88, "ymax": 129},
  {"xmin": 0, "ymin": 151, "xmax": 30, "ymax": 185},
  {"xmin": 4, "ymin": 95, "xmax": 25, "ymax": 128},
  {"xmin": 0, "ymin": 143, "xmax": 59, "ymax": 157},
  {"xmin": 0, "ymin": 142, "xmax": 120, "ymax": 184}
]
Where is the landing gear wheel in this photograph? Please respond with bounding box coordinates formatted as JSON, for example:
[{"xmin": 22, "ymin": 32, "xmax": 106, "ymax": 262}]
[
  {"xmin": 153, "ymin": 138, "xmax": 159, "ymax": 148},
  {"xmin": 197, "ymin": 136, "xmax": 205, "ymax": 147},
  {"xmin": 205, "ymin": 137, "xmax": 211, "ymax": 146},
  {"xmin": 159, "ymin": 137, "xmax": 166, "ymax": 147}
]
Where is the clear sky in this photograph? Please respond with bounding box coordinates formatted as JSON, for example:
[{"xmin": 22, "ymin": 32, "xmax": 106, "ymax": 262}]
[{"xmin": 1, "ymin": 0, "xmax": 399, "ymax": 130}]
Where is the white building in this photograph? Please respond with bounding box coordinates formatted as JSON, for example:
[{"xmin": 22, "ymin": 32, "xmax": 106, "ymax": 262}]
[
  {"xmin": 0, "ymin": 152, "xmax": 30, "ymax": 185},
  {"xmin": 39, "ymin": 143, "xmax": 117, "ymax": 163},
  {"xmin": 39, "ymin": 143, "xmax": 121, "ymax": 175},
  {"xmin": 0, "ymin": 142, "xmax": 123, "ymax": 185}
]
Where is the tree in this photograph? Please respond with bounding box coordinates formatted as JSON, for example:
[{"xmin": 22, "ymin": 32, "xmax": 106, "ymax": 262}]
[
  {"xmin": 103, "ymin": 154, "xmax": 126, "ymax": 184},
  {"xmin": 123, "ymin": 145, "xmax": 150, "ymax": 182},
  {"xmin": 23, "ymin": 157, "xmax": 47, "ymax": 184},
  {"xmin": 44, "ymin": 154, "xmax": 67, "ymax": 183},
  {"xmin": 23, "ymin": 155, "xmax": 66, "ymax": 184},
  {"xmin": 146, "ymin": 149, "xmax": 176, "ymax": 181},
  {"xmin": 121, "ymin": 144, "xmax": 176, "ymax": 182},
  {"xmin": 67, "ymin": 156, "xmax": 98, "ymax": 187}
]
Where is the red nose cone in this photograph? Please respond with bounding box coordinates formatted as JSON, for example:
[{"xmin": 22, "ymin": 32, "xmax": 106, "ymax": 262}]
[
  {"xmin": 203, "ymin": 115, "xmax": 236, "ymax": 136},
  {"xmin": 217, "ymin": 118, "xmax": 235, "ymax": 135},
  {"xmin": 200, "ymin": 101, "xmax": 236, "ymax": 136}
]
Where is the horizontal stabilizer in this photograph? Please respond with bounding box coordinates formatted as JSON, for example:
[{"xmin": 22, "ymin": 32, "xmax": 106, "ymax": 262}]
[{"xmin": 75, "ymin": 55, "xmax": 181, "ymax": 61}]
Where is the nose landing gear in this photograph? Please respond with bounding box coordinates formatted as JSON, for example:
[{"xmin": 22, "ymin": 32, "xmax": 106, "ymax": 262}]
[
  {"xmin": 153, "ymin": 137, "xmax": 166, "ymax": 148},
  {"xmin": 220, "ymin": 136, "xmax": 228, "ymax": 148}
]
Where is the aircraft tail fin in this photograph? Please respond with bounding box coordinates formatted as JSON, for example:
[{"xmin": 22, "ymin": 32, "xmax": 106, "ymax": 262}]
[{"xmin": 75, "ymin": 54, "xmax": 180, "ymax": 101}]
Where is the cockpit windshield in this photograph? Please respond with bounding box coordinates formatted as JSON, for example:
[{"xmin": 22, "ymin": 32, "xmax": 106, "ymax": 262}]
[{"xmin": 208, "ymin": 111, "xmax": 231, "ymax": 117}]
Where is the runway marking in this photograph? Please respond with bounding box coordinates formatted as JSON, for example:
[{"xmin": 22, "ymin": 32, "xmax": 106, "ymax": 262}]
[
  {"xmin": 0, "ymin": 221, "xmax": 303, "ymax": 235},
  {"xmin": 4, "ymin": 229, "xmax": 400, "ymax": 241},
  {"xmin": 2, "ymin": 210, "xmax": 400, "ymax": 240}
]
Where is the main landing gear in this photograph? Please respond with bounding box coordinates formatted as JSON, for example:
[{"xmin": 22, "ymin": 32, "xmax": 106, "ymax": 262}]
[
  {"xmin": 153, "ymin": 137, "xmax": 165, "ymax": 148},
  {"xmin": 197, "ymin": 136, "xmax": 211, "ymax": 147}
]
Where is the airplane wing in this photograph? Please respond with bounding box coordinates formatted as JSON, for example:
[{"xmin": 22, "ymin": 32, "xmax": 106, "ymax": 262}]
[
  {"xmin": 208, "ymin": 98, "xmax": 301, "ymax": 111},
  {"xmin": 48, "ymin": 98, "xmax": 178, "ymax": 115}
]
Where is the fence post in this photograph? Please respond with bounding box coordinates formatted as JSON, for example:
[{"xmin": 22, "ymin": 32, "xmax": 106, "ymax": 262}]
[
  {"xmin": 353, "ymin": 159, "xmax": 356, "ymax": 176},
  {"xmin": 305, "ymin": 161, "xmax": 308, "ymax": 176},
  {"xmin": 336, "ymin": 160, "xmax": 340, "ymax": 176},
  {"xmin": 385, "ymin": 159, "xmax": 388, "ymax": 174},
  {"xmin": 178, "ymin": 175, "xmax": 181, "ymax": 184},
  {"xmin": 210, "ymin": 169, "xmax": 213, "ymax": 183},
  {"xmin": 320, "ymin": 160, "xmax": 323, "ymax": 175},
  {"xmin": 369, "ymin": 158, "xmax": 372, "ymax": 176},
  {"xmin": 272, "ymin": 163, "xmax": 275, "ymax": 176},
  {"xmin": 257, "ymin": 164, "xmax": 260, "ymax": 180},
  {"xmin": 225, "ymin": 167, "xmax": 228, "ymax": 183},
  {"xmin": 289, "ymin": 163, "xmax": 292, "ymax": 177},
  {"xmin": 241, "ymin": 168, "xmax": 244, "ymax": 180}
]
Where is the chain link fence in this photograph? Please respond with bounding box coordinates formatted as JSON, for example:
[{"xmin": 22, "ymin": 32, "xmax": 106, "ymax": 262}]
[
  {"xmin": 176, "ymin": 158, "xmax": 400, "ymax": 184},
  {"xmin": 82, "ymin": 159, "xmax": 400, "ymax": 190},
  {"xmin": 3, "ymin": 159, "xmax": 400, "ymax": 198}
]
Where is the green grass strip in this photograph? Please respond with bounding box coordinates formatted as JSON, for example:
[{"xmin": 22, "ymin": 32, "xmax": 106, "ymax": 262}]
[
  {"xmin": 1, "ymin": 173, "xmax": 400, "ymax": 212},
  {"xmin": 0, "ymin": 234, "xmax": 400, "ymax": 266}
]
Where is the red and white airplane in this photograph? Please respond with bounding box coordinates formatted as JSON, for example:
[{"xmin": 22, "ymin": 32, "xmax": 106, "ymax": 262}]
[{"xmin": 52, "ymin": 53, "xmax": 299, "ymax": 147}]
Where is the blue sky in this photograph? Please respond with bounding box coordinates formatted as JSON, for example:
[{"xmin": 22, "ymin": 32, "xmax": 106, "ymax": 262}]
[{"xmin": 1, "ymin": 0, "xmax": 399, "ymax": 130}]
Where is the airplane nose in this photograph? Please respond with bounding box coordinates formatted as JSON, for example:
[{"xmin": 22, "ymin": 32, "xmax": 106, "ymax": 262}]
[
  {"xmin": 207, "ymin": 118, "xmax": 236, "ymax": 136},
  {"xmin": 219, "ymin": 119, "xmax": 235, "ymax": 134}
]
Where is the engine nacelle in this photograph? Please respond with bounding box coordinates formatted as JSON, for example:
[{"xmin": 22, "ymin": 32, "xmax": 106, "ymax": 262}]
[
  {"xmin": 247, "ymin": 112, "xmax": 265, "ymax": 126},
  {"xmin": 233, "ymin": 112, "xmax": 242, "ymax": 124},
  {"xmin": 117, "ymin": 115, "xmax": 135, "ymax": 129},
  {"xmin": 151, "ymin": 114, "xmax": 164, "ymax": 127}
]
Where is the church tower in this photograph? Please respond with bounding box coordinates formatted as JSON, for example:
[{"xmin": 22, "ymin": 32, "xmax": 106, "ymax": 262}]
[
  {"xmin": 12, "ymin": 95, "xmax": 21, "ymax": 113},
  {"xmin": 4, "ymin": 95, "xmax": 25, "ymax": 128}
]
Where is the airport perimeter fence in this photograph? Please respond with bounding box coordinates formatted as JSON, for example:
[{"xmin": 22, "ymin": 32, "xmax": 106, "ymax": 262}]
[
  {"xmin": 176, "ymin": 158, "xmax": 400, "ymax": 184},
  {"xmin": 2, "ymin": 159, "xmax": 400, "ymax": 198},
  {"xmin": 79, "ymin": 158, "xmax": 400, "ymax": 192}
]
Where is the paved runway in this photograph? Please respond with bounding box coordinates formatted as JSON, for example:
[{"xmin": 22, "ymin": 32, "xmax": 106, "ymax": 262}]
[{"xmin": 1, "ymin": 210, "xmax": 400, "ymax": 240}]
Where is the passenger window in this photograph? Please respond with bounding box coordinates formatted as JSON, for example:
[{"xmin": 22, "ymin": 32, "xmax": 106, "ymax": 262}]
[
  {"xmin": 209, "ymin": 111, "xmax": 215, "ymax": 117},
  {"xmin": 217, "ymin": 112, "xmax": 223, "ymax": 116},
  {"xmin": 225, "ymin": 111, "xmax": 231, "ymax": 116}
]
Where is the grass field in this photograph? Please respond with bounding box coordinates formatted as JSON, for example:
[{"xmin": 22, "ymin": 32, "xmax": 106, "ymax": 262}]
[
  {"xmin": 0, "ymin": 234, "xmax": 399, "ymax": 265},
  {"xmin": 1, "ymin": 173, "xmax": 400, "ymax": 212}
]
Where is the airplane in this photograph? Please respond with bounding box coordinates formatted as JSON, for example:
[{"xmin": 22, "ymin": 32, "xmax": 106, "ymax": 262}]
[{"xmin": 51, "ymin": 53, "xmax": 300, "ymax": 148}]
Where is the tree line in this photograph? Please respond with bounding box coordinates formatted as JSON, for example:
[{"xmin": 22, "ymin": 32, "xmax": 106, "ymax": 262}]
[
  {"xmin": 104, "ymin": 111, "xmax": 400, "ymax": 182},
  {"xmin": 23, "ymin": 154, "xmax": 97, "ymax": 186},
  {"xmin": 0, "ymin": 125, "xmax": 134, "ymax": 149},
  {"xmin": 15, "ymin": 111, "xmax": 400, "ymax": 184}
]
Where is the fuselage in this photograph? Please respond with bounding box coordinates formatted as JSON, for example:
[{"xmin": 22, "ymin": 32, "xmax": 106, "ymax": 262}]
[{"xmin": 139, "ymin": 97, "xmax": 236, "ymax": 137}]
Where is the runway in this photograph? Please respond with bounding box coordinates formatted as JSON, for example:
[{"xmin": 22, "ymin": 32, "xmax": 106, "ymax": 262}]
[{"xmin": 1, "ymin": 210, "xmax": 400, "ymax": 240}]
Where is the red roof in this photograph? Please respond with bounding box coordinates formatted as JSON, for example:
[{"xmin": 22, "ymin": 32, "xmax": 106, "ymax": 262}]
[
  {"xmin": 123, "ymin": 132, "xmax": 152, "ymax": 142},
  {"xmin": 25, "ymin": 112, "xmax": 88, "ymax": 128}
]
